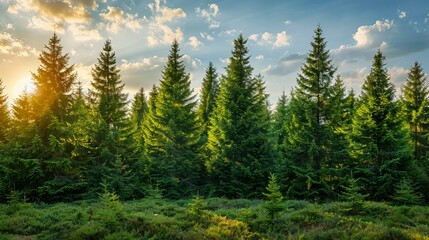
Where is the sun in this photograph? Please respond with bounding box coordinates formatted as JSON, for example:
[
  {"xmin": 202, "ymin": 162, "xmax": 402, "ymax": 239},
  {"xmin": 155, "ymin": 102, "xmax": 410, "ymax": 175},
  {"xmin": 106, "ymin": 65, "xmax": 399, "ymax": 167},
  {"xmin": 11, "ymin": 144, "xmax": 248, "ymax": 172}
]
[{"xmin": 12, "ymin": 75, "xmax": 35, "ymax": 100}]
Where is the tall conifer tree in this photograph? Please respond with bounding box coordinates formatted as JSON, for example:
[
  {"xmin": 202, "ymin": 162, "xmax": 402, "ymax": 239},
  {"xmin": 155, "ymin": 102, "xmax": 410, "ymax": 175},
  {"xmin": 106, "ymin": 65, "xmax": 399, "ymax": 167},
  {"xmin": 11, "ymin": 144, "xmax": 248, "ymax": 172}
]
[
  {"xmin": 283, "ymin": 26, "xmax": 336, "ymax": 200},
  {"xmin": 143, "ymin": 40, "xmax": 199, "ymax": 198},
  {"xmin": 206, "ymin": 34, "xmax": 275, "ymax": 198},
  {"xmin": 402, "ymin": 62, "xmax": 429, "ymax": 160},
  {"xmin": 31, "ymin": 33, "xmax": 76, "ymax": 141},
  {"xmin": 349, "ymin": 50, "xmax": 412, "ymax": 200},
  {"xmin": 196, "ymin": 62, "xmax": 219, "ymax": 138},
  {"xmin": 0, "ymin": 79, "xmax": 10, "ymax": 143}
]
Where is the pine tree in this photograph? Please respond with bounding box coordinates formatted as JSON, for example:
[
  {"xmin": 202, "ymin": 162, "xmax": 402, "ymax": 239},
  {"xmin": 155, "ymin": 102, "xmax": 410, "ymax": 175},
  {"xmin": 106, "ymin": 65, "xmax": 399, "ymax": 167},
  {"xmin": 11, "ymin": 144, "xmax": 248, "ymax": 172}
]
[
  {"xmin": 283, "ymin": 26, "xmax": 336, "ymax": 200},
  {"xmin": 348, "ymin": 50, "xmax": 412, "ymax": 200},
  {"xmin": 263, "ymin": 173, "xmax": 284, "ymax": 222},
  {"xmin": 91, "ymin": 40, "xmax": 128, "ymax": 132},
  {"xmin": 392, "ymin": 178, "xmax": 423, "ymax": 205},
  {"xmin": 342, "ymin": 178, "xmax": 368, "ymax": 214},
  {"xmin": 196, "ymin": 62, "xmax": 219, "ymax": 138},
  {"xmin": 0, "ymin": 78, "xmax": 10, "ymax": 143},
  {"xmin": 89, "ymin": 40, "xmax": 132, "ymax": 198},
  {"xmin": 143, "ymin": 40, "xmax": 200, "ymax": 198},
  {"xmin": 206, "ymin": 34, "xmax": 275, "ymax": 198},
  {"xmin": 402, "ymin": 62, "xmax": 429, "ymax": 160},
  {"xmin": 31, "ymin": 33, "xmax": 76, "ymax": 120},
  {"xmin": 130, "ymin": 87, "xmax": 148, "ymax": 149},
  {"xmin": 272, "ymin": 91, "xmax": 289, "ymax": 154}
]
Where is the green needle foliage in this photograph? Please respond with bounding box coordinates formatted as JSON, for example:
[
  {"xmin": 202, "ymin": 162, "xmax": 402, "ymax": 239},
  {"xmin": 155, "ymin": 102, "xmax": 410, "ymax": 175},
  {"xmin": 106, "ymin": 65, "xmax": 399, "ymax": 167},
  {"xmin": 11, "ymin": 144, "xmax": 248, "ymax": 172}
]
[
  {"xmin": 206, "ymin": 34, "xmax": 275, "ymax": 198},
  {"xmin": 143, "ymin": 40, "xmax": 200, "ymax": 198},
  {"xmin": 348, "ymin": 50, "xmax": 412, "ymax": 200},
  {"xmin": 263, "ymin": 173, "xmax": 284, "ymax": 222},
  {"xmin": 283, "ymin": 26, "xmax": 337, "ymax": 200},
  {"xmin": 342, "ymin": 178, "xmax": 368, "ymax": 214},
  {"xmin": 196, "ymin": 62, "xmax": 219, "ymax": 139},
  {"xmin": 0, "ymin": 78, "xmax": 10, "ymax": 144},
  {"xmin": 393, "ymin": 178, "xmax": 423, "ymax": 206}
]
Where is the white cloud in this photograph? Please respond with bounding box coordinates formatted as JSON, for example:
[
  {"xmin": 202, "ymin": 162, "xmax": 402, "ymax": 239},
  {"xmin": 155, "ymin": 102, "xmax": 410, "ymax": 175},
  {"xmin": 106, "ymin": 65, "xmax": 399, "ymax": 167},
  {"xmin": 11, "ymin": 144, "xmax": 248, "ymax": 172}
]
[
  {"xmin": 332, "ymin": 19, "xmax": 429, "ymax": 63},
  {"xmin": 146, "ymin": 0, "xmax": 186, "ymax": 46},
  {"xmin": 100, "ymin": 6, "xmax": 145, "ymax": 33},
  {"xmin": 200, "ymin": 32, "xmax": 214, "ymax": 41},
  {"xmin": 340, "ymin": 67, "xmax": 369, "ymax": 89},
  {"xmin": 255, "ymin": 55, "xmax": 264, "ymax": 61},
  {"xmin": 388, "ymin": 66, "xmax": 408, "ymax": 93},
  {"xmin": 6, "ymin": 23, "xmax": 14, "ymax": 30},
  {"xmin": 120, "ymin": 56, "xmax": 166, "ymax": 71},
  {"xmin": 398, "ymin": 10, "xmax": 406, "ymax": 19},
  {"xmin": 196, "ymin": 3, "xmax": 220, "ymax": 29},
  {"xmin": 261, "ymin": 32, "xmax": 273, "ymax": 42},
  {"xmin": 284, "ymin": 20, "xmax": 292, "ymax": 25},
  {"xmin": 249, "ymin": 31, "xmax": 289, "ymax": 48},
  {"xmin": 147, "ymin": 25, "xmax": 183, "ymax": 46},
  {"xmin": 273, "ymin": 31, "xmax": 290, "ymax": 48},
  {"xmin": 8, "ymin": 0, "xmax": 92, "ymax": 24},
  {"xmin": 248, "ymin": 34, "xmax": 258, "ymax": 42},
  {"xmin": 188, "ymin": 36, "xmax": 203, "ymax": 49},
  {"xmin": 183, "ymin": 54, "xmax": 202, "ymax": 69},
  {"xmin": 0, "ymin": 32, "xmax": 38, "ymax": 57},
  {"xmin": 68, "ymin": 24, "xmax": 102, "ymax": 42},
  {"xmin": 28, "ymin": 15, "xmax": 65, "ymax": 32}
]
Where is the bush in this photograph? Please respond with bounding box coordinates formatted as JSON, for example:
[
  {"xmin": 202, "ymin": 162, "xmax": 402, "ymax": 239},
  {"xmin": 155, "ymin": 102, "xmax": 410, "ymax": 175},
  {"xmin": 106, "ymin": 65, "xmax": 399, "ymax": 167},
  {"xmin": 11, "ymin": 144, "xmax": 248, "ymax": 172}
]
[{"xmin": 392, "ymin": 178, "xmax": 423, "ymax": 206}]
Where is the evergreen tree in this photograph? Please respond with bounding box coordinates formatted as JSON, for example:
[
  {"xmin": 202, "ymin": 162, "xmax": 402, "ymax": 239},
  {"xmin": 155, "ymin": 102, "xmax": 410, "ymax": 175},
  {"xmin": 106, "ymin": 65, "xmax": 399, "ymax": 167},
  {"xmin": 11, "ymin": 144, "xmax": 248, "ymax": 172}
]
[
  {"xmin": 401, "ymin": 62, "xmax": 429, "ymax": 160},
  {"xmin": 143, "ymin": 40, "xmax": 200, "ymax": 198},
  {"xmin": 348, "ymin": 50, "xmax": 412, "ymax": 200},
  {"xmin": 0, "ymin": 78, "xmax": 10, "ymax": 143},
  {"xmin": 206, "ymin": 34, "xmax": 275, "ymax": 198},
  {"xmin": 263, "ymin": 173, "xmax": 284, "ymax": 222},
  {"xmin": 89, "ymin": 40, "xmax": 132, "ymax": 198},
  {"xmin": 272, "ymin": 91, "xmax": 289, "ymax": 154},
  {"xmin": 392, "ymin": 178, "xmax": 423, "ymax": 205},
  {"xmin": 31, "ymin": 33, "xmax": 76, "ymax": 138},
  {"xmin": 196, "ymin": 62, "xmax": 219, "ymax": 138},
  {"xmin": 130, "ymin": 87, "xmax": 148, "ymax": 149},
  {"xmin": 91, "ymin": 40, "xmax": 128, "ymax": 132},
  {"xmin": 283, "ymin": 26, "xmax": 336, "ymax": 200}
]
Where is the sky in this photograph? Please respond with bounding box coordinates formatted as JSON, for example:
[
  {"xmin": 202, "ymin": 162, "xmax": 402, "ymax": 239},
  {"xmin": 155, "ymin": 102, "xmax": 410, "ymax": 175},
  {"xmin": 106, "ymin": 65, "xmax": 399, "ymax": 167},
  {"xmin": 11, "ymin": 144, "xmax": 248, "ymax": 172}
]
[{"xmin": 0, "ymin": 0, "xmax": 429, "ymax": 107}]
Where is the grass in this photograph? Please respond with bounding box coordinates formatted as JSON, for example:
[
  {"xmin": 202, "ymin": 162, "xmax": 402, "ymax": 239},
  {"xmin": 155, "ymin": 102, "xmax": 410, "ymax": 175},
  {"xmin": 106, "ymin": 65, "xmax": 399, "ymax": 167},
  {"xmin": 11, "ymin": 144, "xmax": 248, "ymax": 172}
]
[{"xmin": 0, "ymin": 197, "xmax": 428, "ymax": 239}]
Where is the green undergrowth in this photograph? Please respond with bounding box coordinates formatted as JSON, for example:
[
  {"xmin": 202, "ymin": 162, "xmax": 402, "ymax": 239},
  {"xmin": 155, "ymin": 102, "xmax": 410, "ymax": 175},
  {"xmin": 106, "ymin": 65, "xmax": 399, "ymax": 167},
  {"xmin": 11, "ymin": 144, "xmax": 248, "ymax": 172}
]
[{"xmin": 0, "ymin": 197, "xmax": 428, "ymax": 240}]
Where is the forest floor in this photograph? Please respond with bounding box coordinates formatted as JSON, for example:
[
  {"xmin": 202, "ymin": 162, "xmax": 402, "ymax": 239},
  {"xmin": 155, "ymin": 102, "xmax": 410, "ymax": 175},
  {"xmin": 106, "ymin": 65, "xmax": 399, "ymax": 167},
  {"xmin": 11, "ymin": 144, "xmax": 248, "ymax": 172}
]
[{"xmin": 0, "ymin": 197, "xmax": 428, "ymax": 239}]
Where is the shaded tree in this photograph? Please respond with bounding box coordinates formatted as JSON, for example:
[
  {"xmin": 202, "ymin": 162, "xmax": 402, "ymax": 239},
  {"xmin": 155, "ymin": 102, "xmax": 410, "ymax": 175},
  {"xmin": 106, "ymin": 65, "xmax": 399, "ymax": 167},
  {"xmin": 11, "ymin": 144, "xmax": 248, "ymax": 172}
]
[
  {"xmin": 206, "ymin": 34, "xmax": 275, "ymax": 198},
  {"xmin": 0, "ymin": 78, "xmax": 10, "ymax": 143},
  {"xmin": 348, "ymin": 50, "xmax": 412, "ymax": 200},
  {"xmin": 196, "ymin": 62, "xmax": 219, "ymax": 138}
]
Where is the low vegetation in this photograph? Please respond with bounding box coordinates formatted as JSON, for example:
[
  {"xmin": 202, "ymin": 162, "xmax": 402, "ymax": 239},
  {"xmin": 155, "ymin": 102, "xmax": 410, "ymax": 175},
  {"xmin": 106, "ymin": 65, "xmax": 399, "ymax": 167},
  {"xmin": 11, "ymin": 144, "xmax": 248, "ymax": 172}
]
[{"xmin": 1, "ymin": 196, "xmax": 428, "ymax": 240}]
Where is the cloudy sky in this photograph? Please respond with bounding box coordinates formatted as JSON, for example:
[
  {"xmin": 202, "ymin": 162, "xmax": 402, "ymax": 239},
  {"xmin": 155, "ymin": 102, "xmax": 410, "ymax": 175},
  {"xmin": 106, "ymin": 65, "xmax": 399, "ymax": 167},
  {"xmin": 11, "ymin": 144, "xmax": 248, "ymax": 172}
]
[{"xmin": 0, "ymin": 0, "xmax": 428, "ymax": 106}]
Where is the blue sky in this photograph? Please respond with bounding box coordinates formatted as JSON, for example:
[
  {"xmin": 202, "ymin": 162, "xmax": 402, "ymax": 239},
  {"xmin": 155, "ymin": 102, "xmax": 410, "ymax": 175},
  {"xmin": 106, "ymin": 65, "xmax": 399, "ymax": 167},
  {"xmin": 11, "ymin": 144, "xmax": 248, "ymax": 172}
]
[{"xmin": 0, "ymin": 0, "xmax": 428, "ymax": 106}]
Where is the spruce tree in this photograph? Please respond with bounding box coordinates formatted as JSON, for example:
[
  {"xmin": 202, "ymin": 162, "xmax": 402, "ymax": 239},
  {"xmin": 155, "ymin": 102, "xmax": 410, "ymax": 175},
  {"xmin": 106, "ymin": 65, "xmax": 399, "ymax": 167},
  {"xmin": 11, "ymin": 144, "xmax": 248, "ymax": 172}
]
[
  {"xmin": 91, "ymin": 40, "xmax": 128, "ymax": 132},
  {"xmin": 272, "ymin": 91, "xmax": 289, "ymax": 153},
  {"xmin": 143, "ymin": 40, "xmax": 200, "ymax": 198},
  {"xmin": 283, "ymin": 26, "xmax": 336, "ymax": 200},
  {"xmin": 402, "ymin": 62, "xmax": 429, "ymax": 160},
  {"xmin": 130, "ymin": 87, "xmax": 148, "ymax": 149},
  {"xmin": 89, "ymin": 40, "xmax": 132, "ymax": 198},
  {"xmin": 206, "ymin": 34, "xmax": 275, "ymax": 198},
  {"xmin": 196, "ymin": 62, "xmax": 219, "ymax": 138},
  {"xmin": 348, "ymin": 50, "xmax": 412, "ymax": 200},
  {"xmin": 31, "ymin": 33, "xmax": 76, "ymax": 120},
  {"xmin": 0, "ymin": 78, "xmax": 10, "ymax": 143}
]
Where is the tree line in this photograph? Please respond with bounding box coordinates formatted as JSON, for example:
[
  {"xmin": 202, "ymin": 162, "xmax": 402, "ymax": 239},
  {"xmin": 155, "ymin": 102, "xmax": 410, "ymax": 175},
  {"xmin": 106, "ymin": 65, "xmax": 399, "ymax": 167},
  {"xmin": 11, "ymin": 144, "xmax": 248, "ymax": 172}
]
[{"xmin": 0, "ymin": 26, "xmax": 428, "ymax": 203}]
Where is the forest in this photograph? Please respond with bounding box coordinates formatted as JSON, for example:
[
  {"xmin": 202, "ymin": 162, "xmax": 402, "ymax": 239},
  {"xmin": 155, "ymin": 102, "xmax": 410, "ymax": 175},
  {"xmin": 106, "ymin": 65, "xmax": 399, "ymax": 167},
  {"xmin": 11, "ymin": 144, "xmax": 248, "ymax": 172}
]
[{"xmin": 0, "ymin": 26, "xmax": 429, "ymax": 239}]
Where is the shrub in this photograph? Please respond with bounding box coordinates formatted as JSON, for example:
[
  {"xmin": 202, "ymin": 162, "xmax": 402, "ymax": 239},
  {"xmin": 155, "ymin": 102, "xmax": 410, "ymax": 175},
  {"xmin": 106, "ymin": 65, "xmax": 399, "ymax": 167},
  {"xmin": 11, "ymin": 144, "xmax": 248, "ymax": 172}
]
[
  {"xmin": 341, "ymin": 178, "xmax": 368, "ymax": 214},
  {"xmin": 263, "ymin": 173, "xmax": 285, "ymax": 222},
  {"xmin": 392, "ymin": 178, "xmax": 423, "ymax": 206}
]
